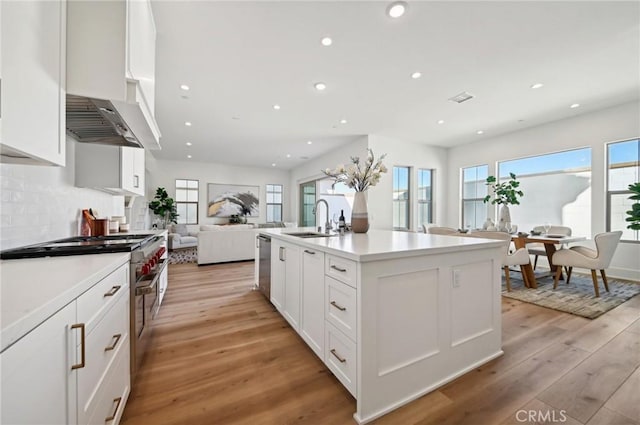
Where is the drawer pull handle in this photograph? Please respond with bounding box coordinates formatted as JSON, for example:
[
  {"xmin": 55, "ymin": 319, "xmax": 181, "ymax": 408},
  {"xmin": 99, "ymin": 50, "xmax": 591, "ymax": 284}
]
[
  {"xmin": 104, "ymin": 285, "xmax": 121, "ymax": 297},
  {"xmin": 304, "ymin": 250, "xmax": 316, "ymax": 255},
  {"xmin": 330, "ymin": 301, "xmax": 346, "ymax": 311},
  {"xmin": 330, "ymin": 349, "xmax": 347, "ymax": 363},
  {"xmin": 104, "ymin": 333, "xmax": 122, "ymax": 352},
  {"xmin": 71, "ymin": 323, "xmax": 85, "ymax": 370},
  {"xmin": 105, "ymin": 397, "xmax": 122, "ymax": 422},
  {"xmin": 331, "ymin": 265, "xmax": 347, "ymax": 272}
]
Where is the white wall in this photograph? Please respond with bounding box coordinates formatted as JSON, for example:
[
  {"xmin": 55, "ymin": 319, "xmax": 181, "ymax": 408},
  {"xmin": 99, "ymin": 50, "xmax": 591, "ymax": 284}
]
[
  {"xmin": 149, "ymin": 157, "xmax": 290, "ymax": 232},
  {"xmin": 0, "ymin": 138, "xmax": 123, "ymax": 250},
  {"xmin": 446, "ymin": 101, "xmax": 640, "ymax": 280},
  {"xmin": 368, "ymin": 134, "xmax": 449, "ymax": 231},
  {"xmin": 289, "ymin": 136, "xmax": 369, "ymax": 225}
]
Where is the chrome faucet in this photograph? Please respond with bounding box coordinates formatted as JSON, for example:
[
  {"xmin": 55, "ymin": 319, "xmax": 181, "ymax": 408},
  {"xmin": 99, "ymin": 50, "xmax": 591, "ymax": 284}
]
[{"xmin": 313, "ymin": 199, "xmax": 332, "ymax": 234}]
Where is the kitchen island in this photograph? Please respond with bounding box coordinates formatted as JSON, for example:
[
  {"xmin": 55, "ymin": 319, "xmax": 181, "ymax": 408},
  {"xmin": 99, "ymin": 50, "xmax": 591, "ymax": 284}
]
[{"xmin": 259, "ymin": 228, "xmax": 506, "ymax": 424}]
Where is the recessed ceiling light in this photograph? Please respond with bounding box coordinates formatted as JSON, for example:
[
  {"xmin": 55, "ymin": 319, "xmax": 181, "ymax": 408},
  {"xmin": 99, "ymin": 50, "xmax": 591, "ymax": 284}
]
[
  {"xmin": 273, "ymin": 104, "xmax": 281, "ymax": 110},
  {"xmin": 387, "ymin": 1, "xmax": 408, "ymax": 18},
  {"xmin": 570, "ymin": 103, "xmax": 580, "ymax": 109},
  {"xmin": 437, "ymin": 120, "xmax": 444, "ymax": 124},
  {"xmin": 184, "ymin": 121, "xmax": 192, "ymax": 126},
  {"xmin": 271, "ymin": 163, "xmax": 276, "ymax": 167},
  {"xmin": 187, "ymin": 155, "xmax": 192, "ymax": 159},
  {"xmin": 314, "ymin": 82, "xmax": 327, "ymax": 91},
  {"xmin": 307, "ymin": 140, "xmax": 313, "ymax": 145},
  {"xmin": 340, "ymin": 119, "xmax": 347, "ymax": 124},
  {"xmin": 321, "ymin": 37, "xmax": 332, "ymax": 46},
  {"xmin": 530, "ymin": 83, "xmax": 544, "ymax": 89},
  {"xmin": 286, "ymin": 154, "xmax": 291, "ymax": 158},
  {"xmin": 186, "ymin": 142, "xmax": 192, "ymax": 146},
  {"xmin": 476, "ymin": 130, "xmax": 484, "ymax": 135},
  {"xmin": 411, "ymin": 72, "xmax": 422, "ymax": 79},
  {"xmin": 180, "ymin": 84, "xmax": 190, "ymax": 91},
  {"xmin": 232, "ymin": 116, "xmax": 240, "ymax": 120}
]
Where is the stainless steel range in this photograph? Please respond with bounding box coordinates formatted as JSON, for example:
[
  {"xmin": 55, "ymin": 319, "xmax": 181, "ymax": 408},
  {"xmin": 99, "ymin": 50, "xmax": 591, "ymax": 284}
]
[
  {"xmin": 0, "ymin": 233, "xmax": 167, "ymax": 383},
  {"xmin": 130, "ymin": 235, "xmax": 166, "ymax": 382}
]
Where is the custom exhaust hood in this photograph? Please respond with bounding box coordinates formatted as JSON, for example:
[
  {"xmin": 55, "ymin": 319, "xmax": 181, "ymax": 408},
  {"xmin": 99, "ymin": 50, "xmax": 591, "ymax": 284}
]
[
  {"xmin": 66, "ymin": 90, "xmax": 159, "ymax": 150},
  {"xmin": 65, "ymin": 0, "xmax": 162, "ymax": 151}
]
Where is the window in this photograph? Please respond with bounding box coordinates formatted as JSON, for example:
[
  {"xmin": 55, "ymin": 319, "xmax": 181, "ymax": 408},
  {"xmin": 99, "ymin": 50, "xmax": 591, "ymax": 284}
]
[
  {"xmin": 607, "ymin": 139, "xmax": 639, "ymax": 242},
  {"xmin": 498, "ymin": 147, "xmax": 591, "ymax": 236},
  {"xmin": 417, "ymin": 169, "xmax": 433, "ymax": 226},
  {"xmin": 175, "ymin": 179, "xmax": 199, "ymax": 224},
  {"xmin": 393, "ymin": 166, "xmax": 410, "ymax": 230},
  {"xmin": 266, "ymin": 184, "xmax": 283, "ymax": 222},
  {"xmin": 300, "ymin": 181, "xmax": 316, "ymax": 227},
  {"xmin": 461, "ymin": 165, "xmax": 488, "ymax": 230}
]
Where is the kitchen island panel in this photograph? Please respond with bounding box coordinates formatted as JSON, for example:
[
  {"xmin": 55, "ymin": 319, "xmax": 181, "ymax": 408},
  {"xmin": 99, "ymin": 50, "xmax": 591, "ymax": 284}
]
[{"xmin": 356, "ymin": 245, "xmax": 504, "ymax": 424}]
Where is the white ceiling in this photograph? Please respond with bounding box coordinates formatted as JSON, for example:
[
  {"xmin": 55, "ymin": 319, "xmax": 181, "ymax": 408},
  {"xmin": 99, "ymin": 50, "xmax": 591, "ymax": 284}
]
[{"xmin": 150, "ymin": 1, "xmax": 640, "ymax": 169}]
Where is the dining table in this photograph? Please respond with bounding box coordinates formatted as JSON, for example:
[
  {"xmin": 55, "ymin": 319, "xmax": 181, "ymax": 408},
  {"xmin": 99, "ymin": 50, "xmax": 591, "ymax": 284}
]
[{"xmin": 511, "ymin": 233, "xmax": 587, "ymax": 288}]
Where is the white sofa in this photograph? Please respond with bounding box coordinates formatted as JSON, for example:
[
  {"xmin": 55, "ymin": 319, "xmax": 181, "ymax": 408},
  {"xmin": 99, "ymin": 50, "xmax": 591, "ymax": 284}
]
[{"xmin": 197, "ymin": 224, "xmax": 257, "ymax": 265}]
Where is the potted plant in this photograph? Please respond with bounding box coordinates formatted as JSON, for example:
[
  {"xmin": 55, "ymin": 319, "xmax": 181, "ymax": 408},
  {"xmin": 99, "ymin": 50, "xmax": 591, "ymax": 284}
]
[
  {"xmin": 483, "ymin": 173, "xmax": 524, "ymax": 231},
  {"xmin": 148, "ymin": 187, "xmax": 179, "ymax": 229},
  {"xmin": 626, "ymin": 182, "xmax": 640, "ymax": 231}
]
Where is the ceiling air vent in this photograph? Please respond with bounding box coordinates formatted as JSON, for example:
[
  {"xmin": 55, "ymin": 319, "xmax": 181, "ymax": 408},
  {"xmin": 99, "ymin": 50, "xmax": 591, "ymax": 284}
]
[{"xmin": 448, "ymin": 92, "xmax": 475, "ymax": 104}]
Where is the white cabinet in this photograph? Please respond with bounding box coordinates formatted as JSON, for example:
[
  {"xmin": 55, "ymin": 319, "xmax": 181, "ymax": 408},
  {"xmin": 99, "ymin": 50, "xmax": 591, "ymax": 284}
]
[
  {"xmin": 270, "ymin": 240, "xmax": 301, "ymax": 331},
  {"xmin": 271, "ymin": 241, "xmax": 285, "ymax": 312},
  {"xmin": 67, "ymin": 0, "xmax": 161, "ymax": 150},
  {"xmin": 0, "ymin": 0, "xmax": 66, "ymax": 166},
  {"xmin": 0, "ymin": 302, "xmax": 77, "ymax": 425},
  {"xmin": 0, "ymin": 262, "xmax": 131, "ymax": 425},
  {"xmin": 300, "ymin": 248, "xmax": 325, "ymax": 359},
  {"xmin": 75, "ymin": 263, "xmax": 130, "ymax": 425},
  {"xmin": 283, "ymin": 243, "xmax": 301, "ymax": 331},
  {"xmin": 325, "ymin": 277, "xmax": 357, "ymax": 341},
  {"xmin": 158, "ymin": 260, "xmax": 169, "ymax": 306},
  {"xmin": 75, "ymin": 144, "xmax": 145, "ymax": 196}
]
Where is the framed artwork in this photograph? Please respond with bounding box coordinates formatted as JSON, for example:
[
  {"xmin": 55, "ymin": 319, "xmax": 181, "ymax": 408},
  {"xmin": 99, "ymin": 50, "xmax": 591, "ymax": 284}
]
[{"xmin": 207, "ymin": 183, "xmax": 259, "ymax": 217}]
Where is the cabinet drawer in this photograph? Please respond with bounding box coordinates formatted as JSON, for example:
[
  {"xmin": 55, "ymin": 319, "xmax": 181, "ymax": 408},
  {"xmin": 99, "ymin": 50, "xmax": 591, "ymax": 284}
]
[
  {"xmin": 325, "ymin": 322, "xmax": 357, "ymax": 397},
  {"xmin": 78, "ymin": 290, "xmax": 130, "ymax": 425},
  {"xmin": 325, "ymin": 255, "xmax": 357, "ymax": 288},
  {"xmin": 77, "ymin": 263, "xmax": 129, "ymax": 331},
  {"xmin": 325, "ymin": 277, "xmax": 357, "ymax": 341},
  {"xmin": 86, "ymin": 339, "xmax": 130, "ymax": 425}
]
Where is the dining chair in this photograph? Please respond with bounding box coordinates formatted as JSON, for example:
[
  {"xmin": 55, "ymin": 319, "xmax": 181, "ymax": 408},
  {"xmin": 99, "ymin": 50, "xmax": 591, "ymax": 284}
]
[
  {"xmin": 464, "ymin": 231, "xmax": 531, "ymax": 291},
  {"xmin": 528, "ymin": 225, "xmax": 572, "ymax": 269},
  {"xmin": 424, "ymin": 226, "xmax": 458, "ymax": 235},
  {"xmin": 551, "ymin": 231, "xmax": 622, "ymax": 297}
]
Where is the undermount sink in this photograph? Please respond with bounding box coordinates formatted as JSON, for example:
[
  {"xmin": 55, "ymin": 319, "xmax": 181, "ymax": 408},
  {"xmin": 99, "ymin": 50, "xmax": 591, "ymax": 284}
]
[{"xmin": 284, "ymin": 231, "xmax": 336, "ymax": 238}]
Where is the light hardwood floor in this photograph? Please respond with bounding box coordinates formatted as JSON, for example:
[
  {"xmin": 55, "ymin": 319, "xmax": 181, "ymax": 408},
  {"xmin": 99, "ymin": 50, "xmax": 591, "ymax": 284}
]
[{"xmin": 121, "ymin": 262, "xmax": 640, "ymax": 425}]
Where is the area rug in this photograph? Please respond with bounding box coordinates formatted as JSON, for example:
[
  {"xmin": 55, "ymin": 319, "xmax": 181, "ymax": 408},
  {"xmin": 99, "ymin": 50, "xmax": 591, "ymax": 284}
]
[
  {"xmin": 168, "ymin": 247, "xmax": 197, "ymax": 264},
  {"xmin": 502, "ymin": 273, "xmax": 640, "ymax": 319}
]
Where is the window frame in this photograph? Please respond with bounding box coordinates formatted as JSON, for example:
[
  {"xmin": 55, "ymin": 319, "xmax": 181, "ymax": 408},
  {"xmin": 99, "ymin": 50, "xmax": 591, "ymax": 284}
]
[
  {"xmin": 393, "ymin": 165, "xmax": 411, "ymax": 231},
  {"xmin": 266, "ymin": 183, "xmax": 283, "ymax": 223},
  {"xmin": 417, "ymin": 168, "xmax": 433, "ymax": 227},
  {"xmin": 461, "ymin": 164, "xmax": 489, "ymax": 230},
  {"xmin": 175, "ymin": 179, "xmax": 199, "ymax": 225},
  {"xmin": 606, "ymin": 138, "xmax": 640, "ymax": 243}
]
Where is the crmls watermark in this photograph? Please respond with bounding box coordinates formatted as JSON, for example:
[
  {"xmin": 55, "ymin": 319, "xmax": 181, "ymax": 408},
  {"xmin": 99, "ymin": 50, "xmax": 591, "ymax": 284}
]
[{"xmin": 515, "ymin": 409, "xmax": 568, "ymax": 423}]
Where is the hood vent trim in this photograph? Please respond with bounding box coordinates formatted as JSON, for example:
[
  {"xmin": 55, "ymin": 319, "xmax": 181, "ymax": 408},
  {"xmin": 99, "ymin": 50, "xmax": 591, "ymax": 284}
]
[{"xmin": 66, "ymin": 95, "xmax": 143, "ymax": 148}]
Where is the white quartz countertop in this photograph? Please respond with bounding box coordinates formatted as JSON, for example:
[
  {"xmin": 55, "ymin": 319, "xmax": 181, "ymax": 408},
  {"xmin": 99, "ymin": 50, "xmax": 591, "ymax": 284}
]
[
  {"xmin": 260, "ymin": 228, "xmax": 506, "ymax": 262},
  {"xmin": 0, "ymin": 252, "xmax": 130, "ymax": 352}
]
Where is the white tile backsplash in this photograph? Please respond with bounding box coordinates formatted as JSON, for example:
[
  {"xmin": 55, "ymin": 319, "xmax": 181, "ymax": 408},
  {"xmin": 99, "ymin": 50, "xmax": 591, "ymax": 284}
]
[{"xmin": 0, "ymin": 139, "xmax": 126, "ymax": 250}]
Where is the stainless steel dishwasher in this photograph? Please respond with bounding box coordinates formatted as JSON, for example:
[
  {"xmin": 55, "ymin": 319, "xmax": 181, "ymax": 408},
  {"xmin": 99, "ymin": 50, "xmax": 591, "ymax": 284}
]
[{"xmin": 257, "ymin": 234, "xmax": 271, "ymax": 301}]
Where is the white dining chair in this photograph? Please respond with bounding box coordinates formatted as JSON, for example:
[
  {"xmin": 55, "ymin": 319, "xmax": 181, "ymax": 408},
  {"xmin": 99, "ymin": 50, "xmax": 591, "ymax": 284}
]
[
  {"xmin": 551, "ymin": 231, "xmax": 622, "ymax": 297},
  {"xmin": 528, "ymin": 225, "xmax": 572, "ymax": 269},
  {"xmin": 424, "ymin": 226, "xmax": 458, "ymax": 235},
  {"xmin": 464, "ymin": 231, "xmax": 531, "ymax": 291}
]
